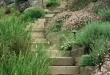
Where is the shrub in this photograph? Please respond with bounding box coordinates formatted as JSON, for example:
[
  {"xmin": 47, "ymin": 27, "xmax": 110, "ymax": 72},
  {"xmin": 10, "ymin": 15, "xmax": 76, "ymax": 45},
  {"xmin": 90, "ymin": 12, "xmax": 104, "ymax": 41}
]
[
  {"xmin": 75, "ymin": 22, "xmax": 110, "ymax": 53},
  {"xmin": 98, "ymin": 7, "xmax": 110, "ymax": 21},
  {"xmin": 46, "ymin": 0, "xmax": 60, "ymax": 8},
  {"xmin": 76, "ymin": 22, "xmax": 110, "ymax": 46},
  {"xmin": 90, "ymin": 37, "xmax": 108, "ymax": 65},
  {"xmin": 23, "ymin": 8, "xmax": 45, "ymax": 21},
  {"xmin": 0, "ymin": 45, "xmax": 50, "ymax": 75},
  {"xmin": 81, "ymin": 55, "xmax": 97, "ymax": 66},
  {"xmin": 0, "ymin": 16, "xmax": 31, "ymax": 55}
]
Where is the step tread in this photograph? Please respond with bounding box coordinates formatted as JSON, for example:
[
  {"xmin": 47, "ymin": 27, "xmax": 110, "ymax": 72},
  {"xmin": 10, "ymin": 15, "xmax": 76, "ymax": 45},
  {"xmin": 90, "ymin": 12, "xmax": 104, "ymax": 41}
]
[
  {"xmin": 45, "ymin": 14, "xmax": 55, "ymax": 18},
  {"xmin": 49, "ymin": 66, "xmax": 80, "ymax": 74},
  {"xmin": 50, "ymin": 57, "xmax": 74, "ymax": 66},
  {"xmin": 31, "ymin": 32, "xmax": 45, "ymax": 39},
  {"xmin": 32, "ymin": 39, "xmax": 48, "ymax": 44},
  {"xmin": 31, "ymin": 28, "xmax": 45, "ymax": 32},
  {"xmin": 46, "ymin": 50, "xmax": 71, "ymax": 57}
]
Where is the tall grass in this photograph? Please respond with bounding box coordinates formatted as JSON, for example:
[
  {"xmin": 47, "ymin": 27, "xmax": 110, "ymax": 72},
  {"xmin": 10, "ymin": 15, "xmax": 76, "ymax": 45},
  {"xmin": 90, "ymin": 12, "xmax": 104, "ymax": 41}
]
[
  {"xmin": 0, "ymin": 15, "xmax": 31, "ymax": 55},
  {"xmin": 0, "ymin": 45, "xmax": 50, "ymax": 75}
]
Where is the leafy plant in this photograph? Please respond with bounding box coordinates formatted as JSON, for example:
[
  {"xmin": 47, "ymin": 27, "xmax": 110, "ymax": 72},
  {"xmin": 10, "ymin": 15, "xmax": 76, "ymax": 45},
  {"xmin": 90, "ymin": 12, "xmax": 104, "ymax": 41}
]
[
  {"xmin": 46, "ymin": 0, "xmax": 60, "ymax": 8},
  {"xmin": 58, "ymin": 30, "xmax": 75, "ymax": 51},
  {"xmin": 81, "ymin": 54, "xmax": 97, "ymax": 66},
  {"xmin": 23, "ymin": 8, "xmax": 45, "ymax": 21}
]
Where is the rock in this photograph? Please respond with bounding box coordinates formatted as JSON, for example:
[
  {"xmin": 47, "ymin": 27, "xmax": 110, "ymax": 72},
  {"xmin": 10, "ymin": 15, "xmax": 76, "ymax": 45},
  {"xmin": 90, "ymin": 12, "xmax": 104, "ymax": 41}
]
[
  {"xmin": 15, "ymin": 0, "xmax": 30, "ymax": 12},
  {"xmin": 0, "ymin": 0, "xmax": 6, "ymax": 7},
  {"xmin": 28, "ymin": 0, "xmax": 38, "ymax": 7},
  {"xmin": 28, "ymin": 0, "xmax": 46, "ymax": 7}
]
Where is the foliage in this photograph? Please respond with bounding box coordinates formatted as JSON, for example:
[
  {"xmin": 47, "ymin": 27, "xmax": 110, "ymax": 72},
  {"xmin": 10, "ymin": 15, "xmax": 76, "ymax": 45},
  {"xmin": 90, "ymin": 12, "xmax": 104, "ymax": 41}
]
[
  {"xmin": 72, "ymin": 0, "xmax": 98, "ymax": 11},
  {"xmin": 23, "ymin": 8, "xmax": 45, "ymax": 21},
  {"xmin": 0, "ymin": 45, "xmax": 50, "ymax": 75},
  {"xmin": 76, "ymin": 22, "xmax": 110, "ymax": 47},
  {"xmin": 90, "ymin": 37, "xmax": 109, "ymax": 65},
  {"xmin": 81, "ymin": 55, "xmax": 97, "ymax": 66},
  {"xmin": 0, "ymin": 16, "xmax": 31, "ymax": 55},
  {"xmin": 98, "ymin": 7, "xmax": 110, "ymax": 21},
  {"xmin": 57, "ymin": 30, "xmax": 75, "ymax": 51},
  {"xmin": 46, "ymin": 0, "xmax": 60, "ymax": 8},
  {"xmin": 51, "ymin": 22, "xmax": 63, "ymax": 32}
]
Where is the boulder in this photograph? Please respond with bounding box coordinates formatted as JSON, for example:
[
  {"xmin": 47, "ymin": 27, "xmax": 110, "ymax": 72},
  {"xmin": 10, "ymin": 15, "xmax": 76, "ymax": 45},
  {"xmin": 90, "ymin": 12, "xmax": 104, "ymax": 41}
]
[{"xmin": 15, "ymin": 0, "xmax": 30, "ymax": 12}]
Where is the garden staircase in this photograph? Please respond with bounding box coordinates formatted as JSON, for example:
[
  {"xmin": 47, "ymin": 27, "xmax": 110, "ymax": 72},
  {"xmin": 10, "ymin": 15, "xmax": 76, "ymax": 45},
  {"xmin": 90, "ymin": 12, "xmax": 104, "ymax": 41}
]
[{"xmin": 29, "ymin": 16, "xmax": 95, "ymax": 75}]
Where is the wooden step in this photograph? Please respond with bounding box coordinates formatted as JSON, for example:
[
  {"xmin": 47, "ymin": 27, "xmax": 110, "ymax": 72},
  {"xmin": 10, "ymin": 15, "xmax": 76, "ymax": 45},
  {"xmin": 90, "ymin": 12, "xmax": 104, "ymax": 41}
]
[
  {"xmin": 31, "ymin": 32, "xmax": 45, "ymax": 39},
  {"xmin": 31, "ymin": 28, "xmax": 45, "ymax": 32},
  {"xmin": 49, "ymin": 66, "xmax": 80, "ymax": 74},
  {"xmin": 50, "ymin": 57, "xmax": 74, "ymax": 66},
  {"xmin": 33, "ymin": 39, "xmax": 48, "ymax": 43},
  {"xmin": 71, "ymin": 47, "xmax": 84, "ymax": 57},
  {"xmin": 44, "ymin": 14, "xmax": 55, "ymax": 18},
  {"xmin": 46, "ymin": 50, "xmax": 71, "ymax": 57},
  {"xmin": 75, "ymin": 57, "xmax": 83, "ymax": 66}
]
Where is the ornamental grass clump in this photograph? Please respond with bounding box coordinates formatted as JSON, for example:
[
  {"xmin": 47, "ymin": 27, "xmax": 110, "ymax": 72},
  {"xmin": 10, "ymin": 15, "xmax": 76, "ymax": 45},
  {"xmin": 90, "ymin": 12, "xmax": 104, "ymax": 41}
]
[
  {"xmin": 0, "ymin": 45, "xmax": 50, "ymax": 75},
  {"xmin": 0, "ymin": 15, "xmax": 31, "ymax": 55}
]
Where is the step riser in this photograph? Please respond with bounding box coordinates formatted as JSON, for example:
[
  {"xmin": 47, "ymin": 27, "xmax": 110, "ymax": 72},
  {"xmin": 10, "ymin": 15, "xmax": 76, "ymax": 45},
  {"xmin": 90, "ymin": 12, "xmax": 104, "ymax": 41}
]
[
  {"xmin": 49, "ymin": 66, "xmax": 80, "ymax": 74},
  {"xmin": 31, "ymin": 34, "xmax": 45, "ymax": 39},
  {"xmin": 50, "ymin": 57, "xmax": 74, "ymax": 66},
  {"xmin": 75, "ymin": 57, "xmax": 83, "ymax": 66},
  {"xmin": 47, "ymin": 50, "xmax": 71, "ymax": 57}
]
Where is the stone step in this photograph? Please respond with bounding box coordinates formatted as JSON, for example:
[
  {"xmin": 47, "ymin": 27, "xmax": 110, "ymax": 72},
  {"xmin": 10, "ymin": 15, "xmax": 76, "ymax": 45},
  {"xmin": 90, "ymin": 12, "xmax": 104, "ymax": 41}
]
[
  {"xmin": 31, "ymin": 32, "xmax": 45, "ymax": 39},
  {"xmin": 49, "ymin": 66, "xmax": 80, "ymax": 74},
  {"xmin": 46, "ymin": 50, "xmax": 71, "ymax": 57},
  {"xmin": 50, "ymin": 57, "xmax": 74, "ymax": 66}
]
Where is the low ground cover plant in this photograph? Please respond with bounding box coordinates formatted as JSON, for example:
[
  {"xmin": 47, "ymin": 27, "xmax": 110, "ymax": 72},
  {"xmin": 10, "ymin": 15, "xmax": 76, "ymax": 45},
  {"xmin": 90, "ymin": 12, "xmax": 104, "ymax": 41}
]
[{"xmin": 46, "ymin": 0, "xmax": 60, "ymax": 8}]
